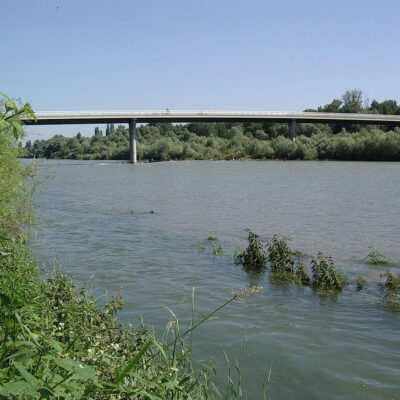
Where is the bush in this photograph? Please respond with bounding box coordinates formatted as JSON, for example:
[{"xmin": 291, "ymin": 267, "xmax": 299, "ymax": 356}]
[
  {"xmin": 267, "ymin": 234, "xmax": 294, "ymax": 273},
  {"xmin": 355, "ymin": 276, "xmax": 366, "ymax": 291},
  {"xmin": 234, "ymin": 230, "xmax": 267, "ymax": 272},
  {"xmin": 381, "ymin": 270, "xmax": 400, "ymax": 311},
  {"xmin": 365, "ymin": 246, "xmax": 391, "ymax": 265},
  {"xmin": 310, "ymin": 252, "xmax": 347, "ymax": 291}
]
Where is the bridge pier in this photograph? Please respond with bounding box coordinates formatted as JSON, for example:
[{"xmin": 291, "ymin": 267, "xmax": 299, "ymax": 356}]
[
  {"xmin": 129, "ymin": 119, "xmax": 137, "ymax": 164},
  {"xmin": 288, "ymin": 119, "xmax": 297, "ymax": 141}
]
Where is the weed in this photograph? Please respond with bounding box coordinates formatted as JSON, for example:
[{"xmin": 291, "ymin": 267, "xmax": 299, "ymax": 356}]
[
  {"xmin": 355, "ymin": 276, "xmax": 366, "ymax": 291},
  {"xmin": 211, "ymin": 241, "xmax": 224, "ymax": 256},
  {"xmin": 294, "ymin": 258, "xmax": 311, "ymax": 286},
  {"xmin": 267, "ymin": 234, "xmax": 294, "ymax": 273},
  {"xmin": 310, "ymin": 252, "xmax": 347, "ymax": 291},
  {"xmin": 234, "ymin": 230, "xmax": 267, "ymax": 272},
  {"xmin": 381, "ymin": 270, "xmax": 400, "ymax": 290},
  {"xmin": 382, "ymin": 292, "xmax": 400, "ymax": 312},
  {"xmin": 365, "ymin": 245, "xmax": 391, "ymax": 265},
  {"xmin": 380, "ymin": 270, "xmax": 400, "ymax": 312}
]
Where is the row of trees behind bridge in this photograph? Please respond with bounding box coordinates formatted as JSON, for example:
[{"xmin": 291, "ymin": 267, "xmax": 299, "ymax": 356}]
[{"xmin": 25, "ymin": 90, "xmax": 400, "ymax": 161}]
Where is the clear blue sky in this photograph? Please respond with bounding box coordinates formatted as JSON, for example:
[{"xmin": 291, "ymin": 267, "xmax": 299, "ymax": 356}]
[{"xmin": 2, "ymin": 0, "xmax": 399, "ymax": 140}]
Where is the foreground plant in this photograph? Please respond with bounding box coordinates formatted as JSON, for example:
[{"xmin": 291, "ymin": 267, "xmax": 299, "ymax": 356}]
[{"xmin": 0, "ymin": 242, "xmax": 265, "ymax": 399}]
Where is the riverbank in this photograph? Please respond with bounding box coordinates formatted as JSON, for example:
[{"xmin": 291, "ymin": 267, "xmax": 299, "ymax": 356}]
[{"xmin": 0, "ymin": 98, "xmax": 224, "ymax": 398}]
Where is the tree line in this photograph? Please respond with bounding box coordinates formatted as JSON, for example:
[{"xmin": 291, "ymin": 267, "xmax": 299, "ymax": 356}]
[{"xmin": 25, "ymin": 91, "xmax": 400, "ymax": 161}]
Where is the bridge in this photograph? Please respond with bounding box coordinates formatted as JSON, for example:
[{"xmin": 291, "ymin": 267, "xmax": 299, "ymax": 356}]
[{"xmin": 22, "ymin": 110, "xmax": 400, "ymax": 163}]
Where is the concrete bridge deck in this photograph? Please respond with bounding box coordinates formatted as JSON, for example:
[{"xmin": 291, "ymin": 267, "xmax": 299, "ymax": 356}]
[{"xmin": 22, "ymin": 110, "xmax": 400, "ymax": 125}]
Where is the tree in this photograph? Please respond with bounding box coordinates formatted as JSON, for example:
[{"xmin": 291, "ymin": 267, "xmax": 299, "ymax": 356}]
[
  {"xmin": 318, "ymin": 99, "xmax": 342, "ymax": 113},
  {"xmin": 370, "ymin": 99, "xmax": 399, "ymax": 115},
  {"xmin": 341, "ymin": 90, "xmax": 363, "ymax": 113}
]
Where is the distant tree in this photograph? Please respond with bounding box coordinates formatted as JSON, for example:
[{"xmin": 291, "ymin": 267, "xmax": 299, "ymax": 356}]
[
  {"xmin": 109, "ymin": 123, "xmax": 115, "ymax": 135},
  {"xmin": 370, "ymin": 99, "xmax": 399, "ymax": 115},
  {"xmin": 94, "ymin": 126, "xmax": 103, "ymax": 136},
  {"xmin": 341, "ymin": 90, "xmax": 363, "ymax": 113},
  {"xmin": 116, "ymin": 125, "xmax": 126, "ymax": 135},
  {"xmin": 76, "ymin": 132, "xmax": 82, "ymax": 140},
  {"xmin": 187, "ymin": 123, "xmax": 215, "ymax": 137},
  {"xmin": 318, "ymin": 99, "xmax": 342, "ymax": 113}
]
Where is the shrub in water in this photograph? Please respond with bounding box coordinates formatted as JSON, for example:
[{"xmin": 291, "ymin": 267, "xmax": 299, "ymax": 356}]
[
  {"xmin": 380, "ymin": 271, "xmax": 400, "ymax": 311},
  {"xmin": 365, "ymin": 246, "xmax": 391, "ymax": 265},
  {"xmin": 310, "ymin": 252, "xmax": 347, "ymax": 291},
  {"xmin": 294, "ymin": 259, "xmax": 311, "ymax": 286},
  {"xmin": 234, "ymin": 230, "xmax": 267, "ymax": 272},
  {"xmin": 381, "ymin": 270, "xmax": 400, "ymax": 291},
  {"xmin": 267, "ymin": 234, "xmax": 294, "ymax": 273},
  {"xmin": 355, "ymin": 276, "xmax": 366, "ymax": 291}
]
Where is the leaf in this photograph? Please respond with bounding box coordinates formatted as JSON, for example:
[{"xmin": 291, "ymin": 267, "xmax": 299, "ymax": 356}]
[
  {"xmin": 53, "ymin": 357, "xmax": 96, "ymax": 381},
  {"xmin": 13, "ymin": 362, "xmax": 39, "ymax": 388},
  {"xmin": 47, "ymin": 339, "xmax": 63, "ymax": 354},
  {"xmin": 2, "ymin": 380, "xmax": 37, "ymax": 396},
  {"xmin": 38, "ymin": 387, "xmax": 55, "ymax": 397},
  {"xmin": 114, "ymin": 341, "xmax": 153, "ymax": 385},
  {"xmin": 4, "ymin": 100, "xmax": 18, "ymax": 114}
]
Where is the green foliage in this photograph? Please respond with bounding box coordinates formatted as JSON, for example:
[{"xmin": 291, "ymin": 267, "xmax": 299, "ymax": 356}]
[
  {"xmin": 355, "ymin": 276, "xmax": 366, "ymax": 291},
  {"xmin": 310, "ymin": 252, "xmax": 347, "ymax": 291},
  {"xmin": 294, "ymin": 259, "xmax": 311, "ymax": 286},
  {"xmin": 380, "ymin": 270, "xmax": 400, "ymax": 311},
  {"xmin": 381, "ymin": 270, "xmax": 400, "ymax": 291},
  {"xmin": 25, "ymin": 124, "xmax": 400, "ymax": 162},
  {"xmin": 267, "ymin": 234, "xmax": 294, "ymax": 273},
  {"xmin": 0, "ymin": 92, "xmax": 35, "ymax": 139},
  {"xmin": 234, "ymin": 230, "xmax": 267, "ymax": 272},
  {"xmin": 0, "ymin": 93, "xmax": 36, "ymax": 239},
  {"xmin": 365, "ymin": 246, "xmax": 391, "ymax": 265},
  {"xmin": 211, "ymin": 240, "xmax": 224, "ymax": 256}
]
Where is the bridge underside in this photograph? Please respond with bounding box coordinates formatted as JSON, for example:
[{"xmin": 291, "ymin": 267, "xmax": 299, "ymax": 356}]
[{"xmin": 23, "ymin": 117, "xmax": 400, "ymax": 126}]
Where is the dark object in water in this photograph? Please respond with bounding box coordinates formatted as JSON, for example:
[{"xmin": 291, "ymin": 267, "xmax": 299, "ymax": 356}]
[{"xmin": 130, "ymin": 209, "xmax": 155, "ymax": 215}]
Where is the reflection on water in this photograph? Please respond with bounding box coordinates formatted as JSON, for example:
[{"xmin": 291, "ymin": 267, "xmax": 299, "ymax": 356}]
[{"xmin": 32, "ymin": 160, "xmax": 400, "ymax": 399}]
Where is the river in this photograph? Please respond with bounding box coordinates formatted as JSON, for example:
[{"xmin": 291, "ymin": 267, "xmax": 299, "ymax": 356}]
[{"xmin": 32, "ymin": 160, "xmax": 400, "ymax": 399}]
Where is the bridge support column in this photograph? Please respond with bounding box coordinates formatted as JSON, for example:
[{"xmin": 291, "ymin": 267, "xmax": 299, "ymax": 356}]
[
  {"xmin": 288, "ymin": 119, "xmax": 297, "ymax": 141},
  {"xmin": 129, "ymin": 119, "xmax": 137, "ymax": 164}
]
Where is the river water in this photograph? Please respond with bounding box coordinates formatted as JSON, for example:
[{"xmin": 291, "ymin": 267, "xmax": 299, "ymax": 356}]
[{"xmin": 32, "ymin": 160, "xmax": 400, "ymax": 399}]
